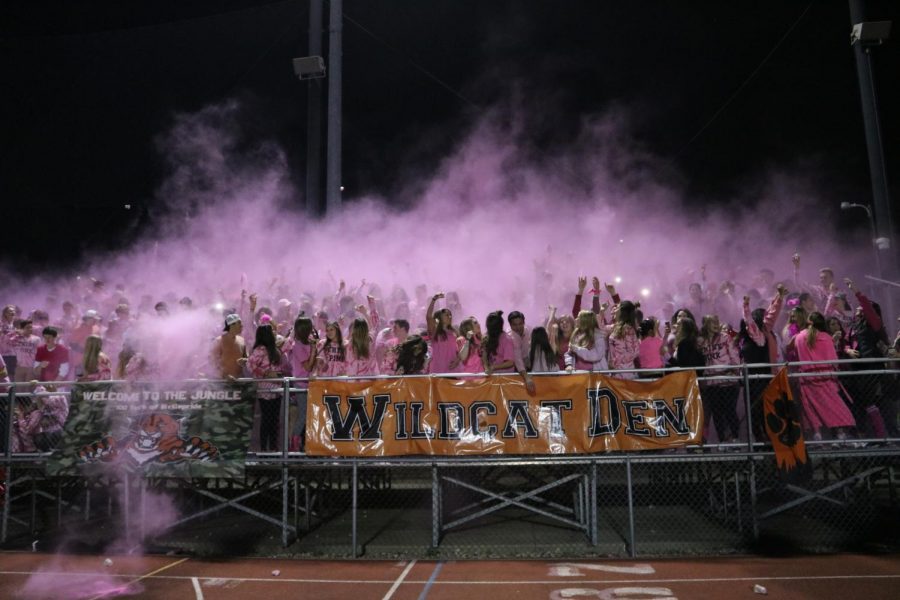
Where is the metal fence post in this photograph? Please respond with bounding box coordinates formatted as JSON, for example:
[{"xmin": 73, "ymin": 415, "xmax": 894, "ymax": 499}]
[
  {"xmin": 431, "ymin": 463, "xmax": 440, "ymax": 548},
  {"xmin": 351, "ymin": 460, "xmax": 358, "ymax": 557},
  {"xmin": 123, "ymin": 472, "xmax": 131, "ymax": 543},
  {"xmin": 139, "ymin": 478, "xmax": 146, "ymax": 541},
  {"xmin": 626, "ymin": 456, "xmax": 636, "ymax": 558},
  {"xmin": 282, "ymin": 379, "xmax": 291, "ymax": 457},
  {"xmin": 590, "ymin": 460, "xmax": 598, "ymax": 546},
  {"xmin": 282, "ymin": 466, "xmax": 289, "ymax": 547},
  {"xmin": 749, "ymin": 459, "xmax": 759, "ymax": 540},
  {"xmin": 1, "ymin": 386, "xmax": 14, "ymax": 543},
  {"xmin": 3, "ymin": 386, "xmax": 12, "ymax": 459},
  {"xmin": 742, "ymin": 365, "xmax": 755, "ymax": 452},
  {"xmin": 0, "ymin": 464, "xmax": 8, "ymax": 544}
]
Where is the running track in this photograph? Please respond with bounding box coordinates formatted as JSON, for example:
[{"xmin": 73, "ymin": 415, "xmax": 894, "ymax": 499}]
[{"xmin": 1, "ymin": 552, "xmax": 898, "ymax": 599}]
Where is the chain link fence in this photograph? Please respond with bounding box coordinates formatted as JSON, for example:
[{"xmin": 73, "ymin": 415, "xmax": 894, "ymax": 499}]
[{"xmin": 2, "ymin": 362, "xmax": 899, "ymax": 558}]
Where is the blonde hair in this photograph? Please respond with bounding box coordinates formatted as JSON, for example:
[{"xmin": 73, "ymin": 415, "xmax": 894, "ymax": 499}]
[
  {"xmin": 458, "ymin": 316, "xmax": 478, "ymax": 340},
  {"xmin": 573, "ymin": 310, "xmax": 597, "ymax": 349},
  {"xmin": 83, "ymin": 335, "xmax": 102, "ymax": 374},
  {"xmin": 349, "ymin": 318, "xmax": 371, "ymax": 359}
]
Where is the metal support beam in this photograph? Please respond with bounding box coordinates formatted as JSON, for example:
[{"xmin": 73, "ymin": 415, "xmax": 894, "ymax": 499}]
[
  {"xmin": 305, "ymin": 0, "xmax": 324, "ymax": 215},
  {"xmin": 849, "ymin": 0, "xmax": 897, "ymax": 322},
  {"xmin": 325, "ymin": 0, "xmax": 342, "ymax": 214}
]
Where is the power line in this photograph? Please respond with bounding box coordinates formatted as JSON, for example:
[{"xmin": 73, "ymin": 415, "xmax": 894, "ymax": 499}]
[
  {"xmin": 339, "ymin": 10, "xmax": 480, "ymax": 111},
  {"xmin": 670, "ymin": 0, "xmax": 816, "ymax": 162}
]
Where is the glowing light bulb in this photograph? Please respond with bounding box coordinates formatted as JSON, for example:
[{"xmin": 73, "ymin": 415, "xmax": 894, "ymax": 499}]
[
  {"xmin": 618, "ymin": 239, "xmax": 624, "ymax": 243},
  {"xmin": 214, "ymin": 302, "xmax": 224, "ymax": 311},
  {"xmin": 614, "ymin": 276, "xmax": 622, "ymax": 284},
  {"xmin": 641, "ymin": 288, "xmax": 650, "ymax": 298}
]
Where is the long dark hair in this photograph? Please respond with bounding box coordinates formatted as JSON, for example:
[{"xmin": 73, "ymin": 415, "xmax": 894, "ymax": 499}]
[
  {"xmin": 254, "ymin": 324, "xmax": 281, "ymax": 365},
  {"xmin": 806, "ymin": 311, "xmax": 826, "ymax": 349},
  {"xmin": 483, "ymin": 310, "xmax": 505, "ymax": 361},
  {"xmin": 293, "ymin": 317, "xmax": 314, "ymax": 344},
  {"xmin": 395, "ymin": 334, "xmax": 428, "ymax": 375},
  {"xmin": 433, "ymin": 308, "xmax": 455, "ymax": 341},
  {"xmin": 323, "ymin": 320, "xmax": 345, "ymax": 361},
  {"xmin": 529, "ymin": 327, "xmax": 556, "ymax": 369},
  {"xmin": 738, "ymin": 308, "xmax": 766, "ymax": 342},
  {"xmin": 670, "ymin": 307, "xmax": 696, "ymax": 326},
  {"xmin": 674, "ymin": 317, "xmax": 699, "ymax": 349}
]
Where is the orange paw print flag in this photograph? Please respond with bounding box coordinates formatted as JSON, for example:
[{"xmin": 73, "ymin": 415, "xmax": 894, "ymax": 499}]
[{"xmin": 763, "ymin": 367, "xmax": 811, "ymax": 482}]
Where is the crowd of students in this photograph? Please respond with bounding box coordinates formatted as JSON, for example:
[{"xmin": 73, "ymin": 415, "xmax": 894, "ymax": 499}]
[{"xmin": 2, "ymin": 253, "xmax": 899, "ymax": 453}]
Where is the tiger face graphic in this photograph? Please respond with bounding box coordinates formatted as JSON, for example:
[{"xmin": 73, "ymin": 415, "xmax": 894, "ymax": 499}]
[{"xmin": 79, "ymin": 413, "xmax": 219, "ymax": 467}]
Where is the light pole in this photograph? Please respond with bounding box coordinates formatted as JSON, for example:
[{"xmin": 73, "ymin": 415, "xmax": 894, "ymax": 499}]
[
  {"xmin": 848, "ymin": 1, "xmax": 895, "ymax": 324},
  {"xmin": 841, "ymin": 201, "xmax": 889, "ymax": 312}
]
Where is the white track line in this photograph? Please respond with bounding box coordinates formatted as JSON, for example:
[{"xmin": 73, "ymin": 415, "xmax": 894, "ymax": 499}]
[
  {"xmin": 86, "ymin": 557, "xmax": 190, "ymax": 600},
  {"xmin": 2, "ymin": 571, "xmax": 899, "ymax": 585},
  {"xmin": 382, "ymin": 560, "xmax": 417, "ymax": 600},
  {"xmin": 192, "ymin": 577, "xmax": 205, "ymax": 600}
]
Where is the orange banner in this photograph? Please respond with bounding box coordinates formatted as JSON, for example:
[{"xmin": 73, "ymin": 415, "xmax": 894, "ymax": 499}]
[{"xmin": 305, "ymin": 371, "xmax": 702, "ymax": 456}]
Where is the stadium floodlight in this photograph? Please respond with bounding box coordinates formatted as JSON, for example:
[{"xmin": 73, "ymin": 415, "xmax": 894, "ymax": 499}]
[
  {"xmin": 293, "ymin": 56, "xmax": 326, "ymax": 80},
  {"xmin": 850, "ymin": 21, "xmax": 891, "ymax": 46}
]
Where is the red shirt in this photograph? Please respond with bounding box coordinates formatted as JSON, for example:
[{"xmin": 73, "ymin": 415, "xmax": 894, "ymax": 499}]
[{"xmin": 34, "ymin": 343, "xmax": 70, "ymax": 382}]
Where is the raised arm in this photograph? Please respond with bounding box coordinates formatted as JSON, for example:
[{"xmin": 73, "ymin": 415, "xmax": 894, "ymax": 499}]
[
  {"xmin": 548, "ymin": 322, "xmax": 559, "ymax": 353},
  {"xmin": 604, "ymin": 281, "xmax": 621, "ymax": 306},
  {"xmin": 762, "ymin": 284, "xmax": 787, "ymax": 331},
  {"xmin": 426, "ymin": 292, "xmax": 443, "ymax": 338},
  {"xmin": 847, "ymin": 278, "xmax": 882, "ymax": 332},
  {"xmin": 366, "ymin": 294, "xmax": 380, "ymax": 331},
  {"xmin": 545, "ymin": 305, "xmax": 558, "ymax": 330},
  {"xmin": 743, "ymin": 296, "xmax": 765, "ymax": 347},
  {"xmin": 572, "ymin": 276, "xmax": 587, "ymax": 318}
]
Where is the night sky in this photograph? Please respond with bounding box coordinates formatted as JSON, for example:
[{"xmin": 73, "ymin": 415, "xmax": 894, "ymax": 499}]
[{"xmin": 2, "ymin": 0, "xmax": 898, "ymax": 266}]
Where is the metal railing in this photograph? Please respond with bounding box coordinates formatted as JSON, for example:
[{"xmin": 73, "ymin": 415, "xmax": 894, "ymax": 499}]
[{"xmin": 1, "ymin": 359, "xmax": 898, "ymax": 557}]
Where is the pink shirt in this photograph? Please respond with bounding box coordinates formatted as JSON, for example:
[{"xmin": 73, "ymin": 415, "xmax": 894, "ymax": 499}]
[
  {"xmin": 379, "ymin": 339, "xmax": 400, "ymax": 375},
  {"xmin": 565, "ymin": 328, "xmax": 609, "ymax": 371},
  {"xmin": 286, "ymin": 339, "xmax": 314, "ymax": 388},
  {"xmin": 317, "ymin": 340, "xmax": 346, "ymax": 377},
  {"xmin": 607, "ymin": 326, "xmax": 640, "ymax": 371},
  {"xmin": 485, "ymin": 334, "xmax": 516, "ymax": 373},
  {"xmin": 638, "ymin": 336, "xmax": 665, "ymax": 370},
  {"xmin": 0, "ymin": 319, "xmax": 15, "ymax": 354},
  {"xmin": 457, "ymin": 336, "xmax": 484, "ymax": 373},
  {"xmin": 80, "ymin": 353, "xmax": 112, "ymax": 382},
  {"xmin": 344, "ymin": 335, "xmax": 379, "ymax": 377},
  {"xmin": 794, "ymin": 330, "xmax": 840, "ymax": 372},
  {"xmin": 699, "ymin": 332, "xmax": 740, "ymax": 383},
  {"xmin": 125, "ymin": 353, "xmax": 159, "ymax": 382},
  {"xmin": 428, "ymin": 331, "xmax": 459, "ymax": 374},
  {"xmin": 248, "ymin": 346, "xmax": 285, "ymax": 398},
  {"xmin": 7, "ymin": 332, "xmax": 40, "ymax": 367},
  {"xmin": 509, "ymin": 329, "xmax": 531, "ymax": 373}
]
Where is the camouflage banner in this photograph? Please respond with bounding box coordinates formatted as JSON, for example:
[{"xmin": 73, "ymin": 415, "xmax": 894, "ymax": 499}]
[
  {"xmin": 306, "ymin": 371, "xmax": 703, "ymax": 456},
  {"xmin": 47, "ymin": 382, "xmax": 255, "ymax": 479}
]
